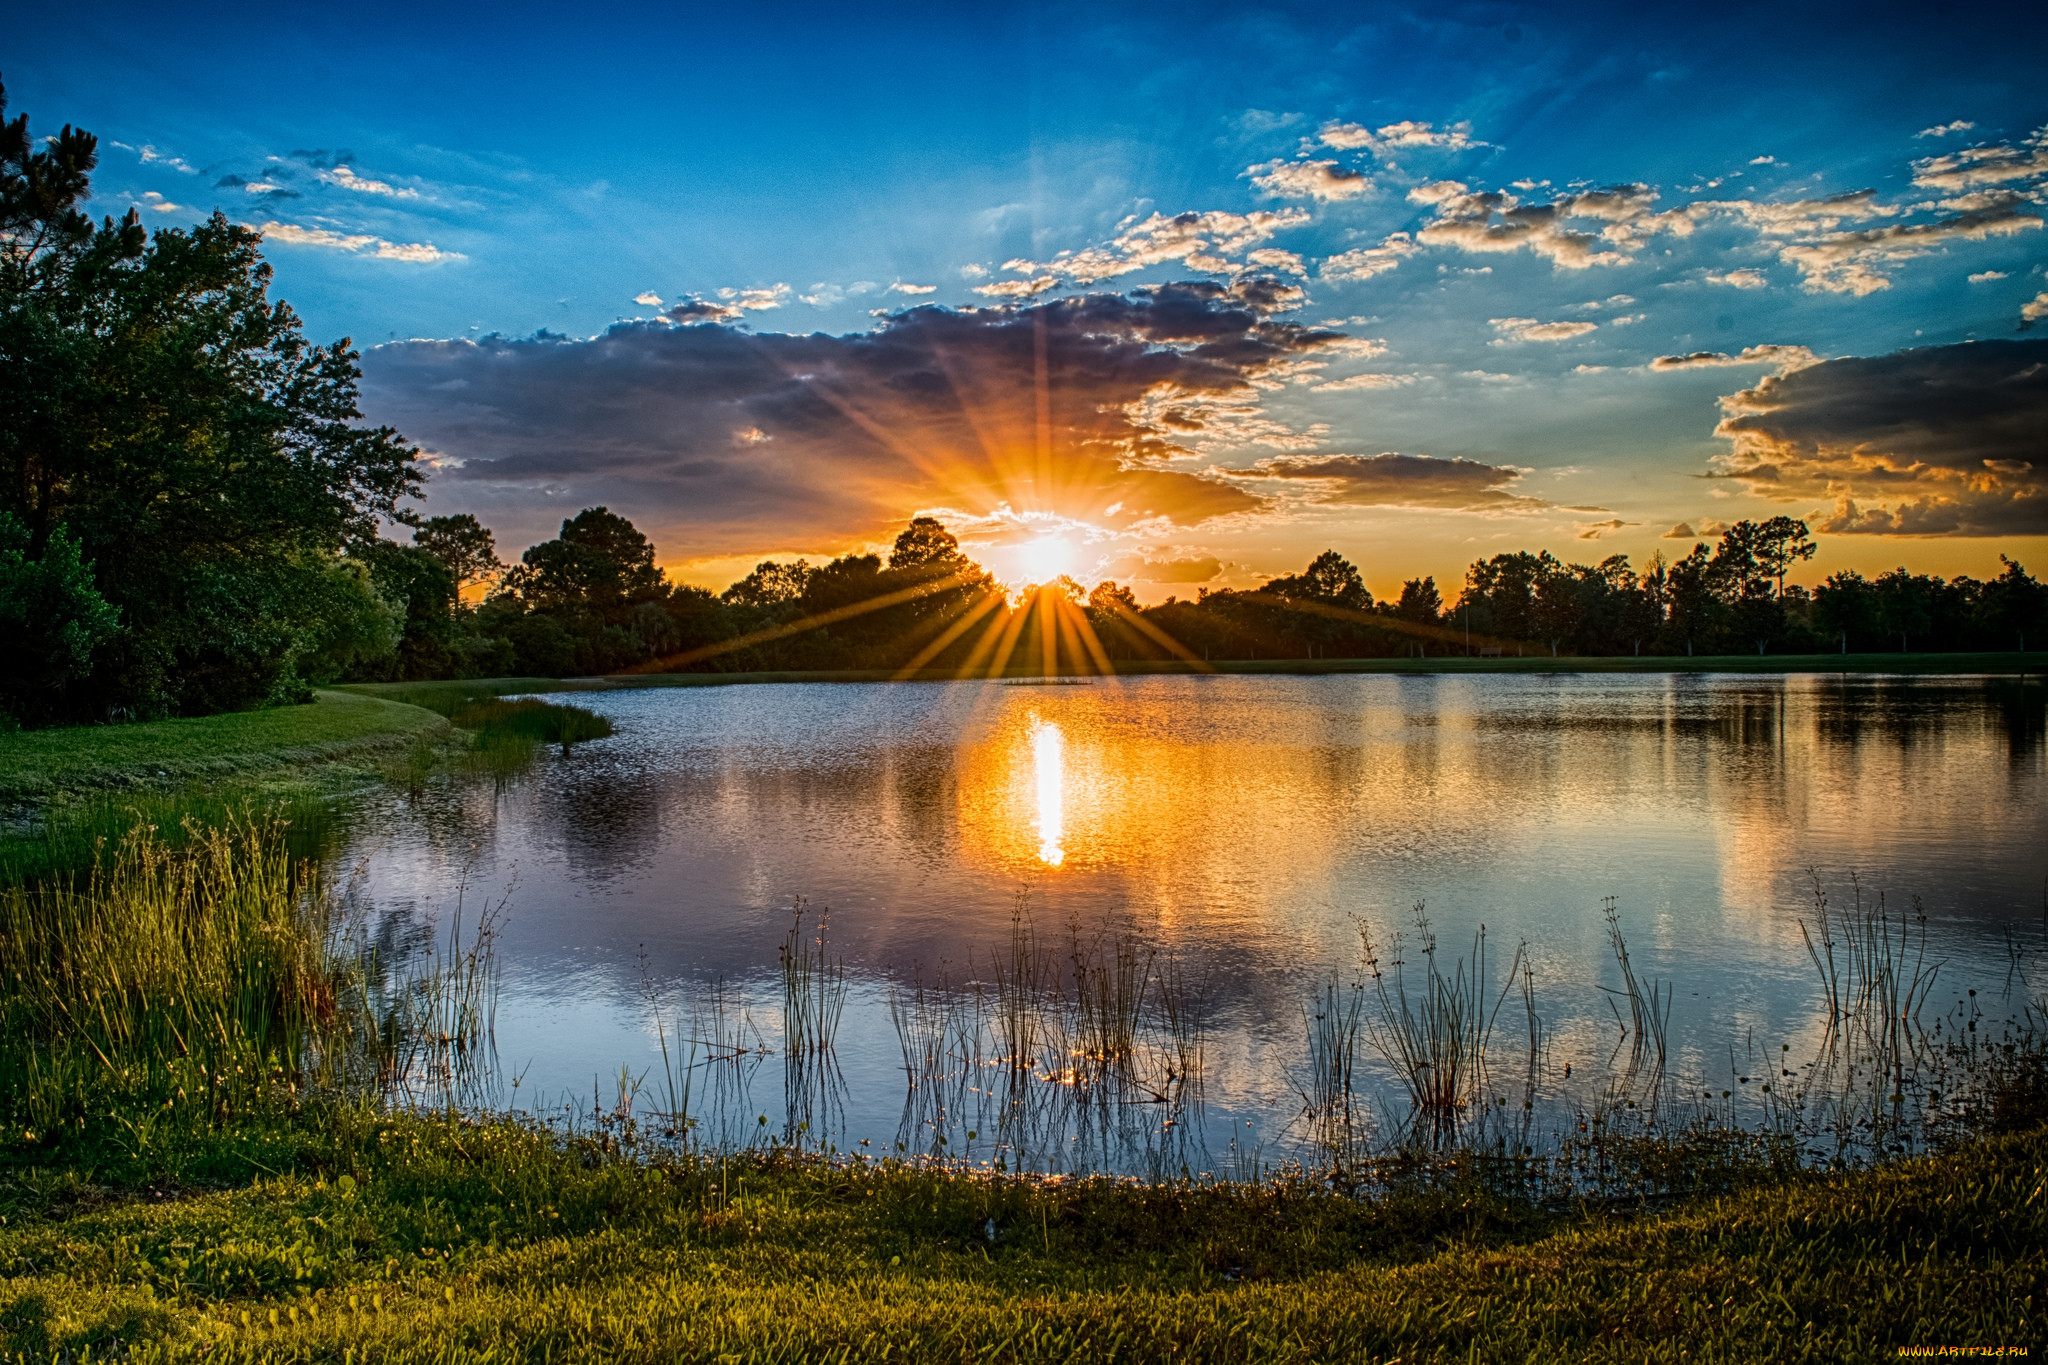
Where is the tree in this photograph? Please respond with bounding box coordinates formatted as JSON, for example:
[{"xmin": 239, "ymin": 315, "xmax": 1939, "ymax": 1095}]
[
  {"xmin": 1975, "ymin": 556, "xmax": 2047, "ymax": 651},
  {"xmin": 722, "ymin": 559, "xmax": 812, "ymax": 608},
  {"xmin": 1264, "ymin": 550, "xmax": 1368, "ymax": 609},
  {"xmin": 888, "ymin": 516, "xmax": 967, "ymax": 573},
  {"xmin": 515, "ymin": 507, "xmax": 666, "ymax": 613},
  {"xmin": 0, "ymin": 511, "xmax": 119, "ymax": 725},
  {"xmin": 1394, "ymin": 576, "xmax": 1442, "ymax": 624},
  {"xmin": 412, "ymin": 513, "xmax": 505, "ymax": 592},
  {"xmin": 1663, "ymin": 545, "xmax": 1718, "ymax": 655},
  {"xmin": 1751, "ymin": 516, "xmax": 1818, "ymax": 598},
  {"xmin": 1872, "ymin": 569, "xmax": 1940, "ymax": 653},
  {"xmin": 352, "ymin": 540, "xmax": 458, "ymax": 680},
  {"xmin": 0, "ymin": 80, "xmax": 423, "ymax": 720},
  {"xmin": 1087, "ymin": 580, "xmax": 1138, "ymax": 616}
]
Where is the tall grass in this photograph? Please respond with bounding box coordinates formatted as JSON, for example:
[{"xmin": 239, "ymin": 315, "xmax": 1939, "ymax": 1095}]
[
  {"xmin": 0, "ymin": 788, "xmax": 339, "ymax": 885},
  {"xmin": 1601, "ymin": 896, "xmax": 1671, "ymax": 1074},
  {"xmin": 0, "ymin": 816, "xmax": 342, "ymax": 1129},
  {"xmin": 1355, "ymin": 907, "xmax": 1531, "ymax": 1147},
  {"xmin": 778, "ymin": 898, "xmax": 846, "ymax": 1058},
  {"xmin": 446, "ymin": 697, "xmax": 615, "ymax": 752}
]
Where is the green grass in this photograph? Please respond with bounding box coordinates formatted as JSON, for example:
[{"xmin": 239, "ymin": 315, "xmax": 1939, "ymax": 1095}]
[
  {"xmin": 0, "ymin": 1104, "xmax": 2041, "ymax": 1362},
  {"xmin": 0, "ymin": 691, "xmax": 449, "ymax": 807}
]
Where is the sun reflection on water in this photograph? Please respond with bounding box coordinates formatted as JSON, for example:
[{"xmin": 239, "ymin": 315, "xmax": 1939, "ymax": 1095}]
[{"xmin": 1032, "ymin": 717, "xmax": 1065, "ymax": 867}]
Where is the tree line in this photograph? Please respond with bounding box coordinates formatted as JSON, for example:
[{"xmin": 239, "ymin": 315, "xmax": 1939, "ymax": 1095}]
[{"xmin": 2, "ymin": 82, "xmax": 2041, "ymax": 729}]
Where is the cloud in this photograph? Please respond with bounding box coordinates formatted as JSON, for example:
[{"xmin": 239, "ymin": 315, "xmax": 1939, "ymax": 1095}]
[
  {"xmin": 1661, "ymin": 522, "xmax": 1697, "ymax": 539},
  {"xmin": 666, "ymin": 298, "xmax": 747, "ymax": 323},
  {"xmin": 1235, "ymin": 452, "xmax": 1544, "ymax": 511},
  {"xmin": 1706, "ymin": 268, "xmax": 1769, "ymax": 288},
  {"xmin": 1575, "ymin": 518, "xmax": 1637, "ymax": 539},
  {"xmin": 362, "ymin": 283, "xmax": 1361, "ymax": 555},
  {"xmin": 1318, "ymin": 120, "xmax": 1477, "ymax": 154},
  {"xmin": 1651, "ymin": 344, "xmax": 1820, "ymax": 373},
  {"xmin": 254, "ymin": 221, "xmax": 463, "ymax": 262},
  {"xmin": 1917, "ymin": 120, "xmax": 1977, "ymax": 138},
  {"xmin": 1247, "ymin": 158, "xmax": 1371, "ymax": 201},
  {"xmin": 1243, "ymin": 248, "xmax": 1306, "ymax": 275},
  {"xmin": 1104, "ymin": 551, "xmax": 1224, "ymax": 584},
  {"xmin": 1772, "ymin": 205, "xmax": 2042, "ymax": 295},
  {"xmin": 1416, "ymin": 183, "xmax": 1694, "ymax": 270},
  {"xmin": 1490, "ymin": 316, "xmax": 1598, "ymax": 343},
  {"xmin": 2024, "ymin": 291, "xmax": 2048, "ymax": 325},
  {"xmin": 219, "ymin": 174, "xmax": 299, "ymax": 199},
  {"xmin": 1004, "ymin": 208, "xmax": 1312, "ymax": 287},
  {"xmin": 317, "ymin": 165, "xmax": 420, "ymax": 199},
  {"xmin": 1749, "ymin": 155, "xmax": 1776, "ymax": 165},
  {"xmin": 718, "ymin": 284, "xmax": 791, "ymax": 311},
  {"xmin": 959, "ymin": 263, "xmax": 988, "ymax": 279},
  {"xmin": 135, "ymin": 191, "xmax": 181, "ymax": 214},
  {"xmin": 1969, "ymin": 271, "xmax": 2009, "ymax": 283},
  {"xmin": 633, "ymin": 291, "xmax": 663, "ymax": 307},
  {"xmin": 1320, "ymin": 232, "xmax": 1419, "ymax": 282},
  {"xmin": 373, "ymin": 240, "xmax": 460, "ymax": 263},
  {"xmin": 116, "ymin": 142, "xmax": 199, "ymax": 174},
  {"xmin": 890, "ymin": 282, "xmax": 938, "ymax": 295},
  {"xmin": 974, "ymin": 276, "xmax": 1060, "ymax": 298},
  {"xmin": 1911, "ymin": 128, "xmax": 2048, "ymax": 191},
  {"xmin": 1308, "ymin": 372, "xmax": 1416, "ymax": 392},
  {"xmin": 1708, "ymin": 339, "xmax": 2048, "ymax": 535}
]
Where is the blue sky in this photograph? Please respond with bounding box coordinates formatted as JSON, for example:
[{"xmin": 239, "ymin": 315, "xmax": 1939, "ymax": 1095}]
[{"xmin": 14, "ymin": 1, "xmax": 2048, "ymax": 595}]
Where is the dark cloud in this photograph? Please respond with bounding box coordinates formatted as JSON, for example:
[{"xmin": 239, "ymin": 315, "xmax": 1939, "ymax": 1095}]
[
  {"xmin": 1233, "ymin": 452, "xmax": 1545, "ymax": 511},
  {"xmin": 1712, "ymin": 339, "xmax": 2048, "ymax": 535},
  {"xmin": 362, "ymin": 283, "xmax": 1350, "ymax": 555}
]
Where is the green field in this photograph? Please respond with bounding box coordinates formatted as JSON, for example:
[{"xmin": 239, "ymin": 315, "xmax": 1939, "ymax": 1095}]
[{"xmin": 0, "ymin": 690, "xmax": 449, "ymax": 806}]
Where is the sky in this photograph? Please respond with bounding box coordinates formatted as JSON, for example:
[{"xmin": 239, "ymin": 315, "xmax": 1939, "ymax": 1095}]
[{"xmin": 12, "ymin": 0, "xmax": 2048, "ymax": 599}]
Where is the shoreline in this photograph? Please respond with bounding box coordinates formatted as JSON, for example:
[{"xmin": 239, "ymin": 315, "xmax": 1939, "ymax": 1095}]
[
  {"xmin": 0, "ymin": 689, "xmax": 451, "ymax": 810},
  {"xmin": 478, "ymin": 649, "xmax": 2047, "ymax": 692}
]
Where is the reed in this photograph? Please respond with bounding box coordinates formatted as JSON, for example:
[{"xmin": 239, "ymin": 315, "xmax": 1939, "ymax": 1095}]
[
  {"xmin": 1300, "ymin": 971, "xmax": 1368, "ymax": 1167},
  {"xmin": 446, "ymin": 697, "xmax": 615, "ymax": 753},
  {"xmin": 1358, "ymin": 907, "xmax": 1526, "ymax": 1143},
  {"xmin": 1801, "ymin": 873, "xmax": 1943, "ymax": 1075},
  {"xmin": 0, "ymin": 815, "xmax": 343, "ymax": 1128},
  {"xmin": 1601, "ymin": 897, "xmax": 1671, "ymax": 1073},
  {"xmin": 778, "ymin": 898, "xmax": 846, "ymax": 1058}
]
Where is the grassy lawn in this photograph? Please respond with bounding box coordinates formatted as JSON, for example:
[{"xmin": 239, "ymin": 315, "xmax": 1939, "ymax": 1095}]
[
  {"xmin": 1, "ymin": 1105, "xmax": 2040, "ymax": 1363},
  {"xmin": 0, "ymin": 691, "xmax": 449, "ymax": 805}
]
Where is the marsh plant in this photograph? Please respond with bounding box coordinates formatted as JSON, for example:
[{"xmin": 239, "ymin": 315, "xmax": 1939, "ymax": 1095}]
[
  {"xmin": 0, "ymin": 815, "xmax": 336, "ymax": 1130},
  {"xmin": 779, "ymin": 897, "xmax": 847, "ymax": 1058}
]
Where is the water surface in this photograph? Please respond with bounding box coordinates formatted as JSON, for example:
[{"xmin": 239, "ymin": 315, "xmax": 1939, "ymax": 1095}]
[{"xmin": 341, "ymin": 672, "xmax": 2047, "ymax": 1172}]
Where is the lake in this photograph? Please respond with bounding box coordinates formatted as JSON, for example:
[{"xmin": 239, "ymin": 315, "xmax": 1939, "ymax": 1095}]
[{"xmin": 340, "ymin": 671, "xmax": 2048, "ymax": 1175}]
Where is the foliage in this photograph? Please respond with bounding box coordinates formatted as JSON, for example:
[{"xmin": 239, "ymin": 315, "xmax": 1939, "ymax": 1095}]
[
  {"xmin": 410, "ymin": 513, "xmax": 503, "ymax": 592},
  {"xmin": 0, "ymin": 81, "xmax": 423, "ymax": 723},
  {"xmin": 0, "ymin": 510, "xmax": 120, "ymax": 725}
]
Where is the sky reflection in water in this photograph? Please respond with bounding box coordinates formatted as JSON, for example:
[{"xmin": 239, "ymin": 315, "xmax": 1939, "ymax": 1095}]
[{"xmin": 342, "ymin": 672, "xmax": 2047, "ymax": 1173}]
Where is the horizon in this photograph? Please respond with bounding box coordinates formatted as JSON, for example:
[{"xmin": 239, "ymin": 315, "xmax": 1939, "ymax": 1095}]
[{"xmin": 14, "ymin": 0, "xmax": 2046, "ymax": 602}]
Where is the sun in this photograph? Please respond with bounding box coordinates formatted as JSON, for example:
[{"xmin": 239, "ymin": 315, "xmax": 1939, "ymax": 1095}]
[{"xmin": 1015, "ymin": 535, "xmax": 1077, "ymax": 587}]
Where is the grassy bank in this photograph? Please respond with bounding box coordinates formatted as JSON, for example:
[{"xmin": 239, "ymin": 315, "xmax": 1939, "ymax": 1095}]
[
  {"xmin": 2, "ymin": 1098, "xmax": 2042, "ymax": 1362},
  {"xmin": 0, "ymin": 691, "xmax": 450, "ymax": 808}
]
